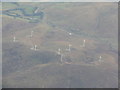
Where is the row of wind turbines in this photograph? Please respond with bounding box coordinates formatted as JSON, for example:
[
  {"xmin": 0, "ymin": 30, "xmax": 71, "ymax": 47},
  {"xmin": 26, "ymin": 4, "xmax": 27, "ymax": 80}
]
[{"xmin": 12, "ymin": 29, "xmax": 103, "ymax": 65}]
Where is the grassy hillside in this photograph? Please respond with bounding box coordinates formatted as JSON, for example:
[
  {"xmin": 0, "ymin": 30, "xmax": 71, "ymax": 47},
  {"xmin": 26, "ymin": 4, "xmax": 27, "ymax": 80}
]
[{"xmin": 2, "ymin": 2, "xmax": 118, "ymax": 88}]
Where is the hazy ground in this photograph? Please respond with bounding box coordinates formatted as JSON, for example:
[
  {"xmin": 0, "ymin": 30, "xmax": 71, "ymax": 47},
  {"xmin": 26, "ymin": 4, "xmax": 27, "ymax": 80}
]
[{"xmin": 2, "ymin": 2, "xmax": 118, "ymax": 88}]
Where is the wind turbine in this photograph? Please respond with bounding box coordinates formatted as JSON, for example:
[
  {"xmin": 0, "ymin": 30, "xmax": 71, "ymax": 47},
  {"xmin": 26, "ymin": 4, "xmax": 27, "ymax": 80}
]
[
  {"xmin": 57, "ymin": 48, "xmax": 61, "ymax": 55},
  {"xmin": 98, "ymin": 56, "xmax": 102, "ymax": 62},
  {"xmin": 27, "ymin": 30, "xmax": 34, "ymax": 38},
  {"xmin": 80, "ymin": 39, "xmax": 86, "ymax": 47},
  {"xmin": 30, "ymin": 45, "xmax": 39, "ymax": 51},
  {"xmin": 34, "ymin": 45, "xmax": 37, "ymax": 51},
  {"xmin": 66, "ymin": 44, "xmax": 72, "ymax": 52},
  {"xmin": 56, "ymin": 49, "xmax": 64, "ymax": 65},
  {"xmin": 30, "ymin": 31, "xmax": 34, "ymax": 37},
  {"xmin": 60, "ymin": 54, "xmax": 63, "ymax": 64},
  {"xmin": 13, "ymin": 36, "xmax": 18, "ymax": 42}
]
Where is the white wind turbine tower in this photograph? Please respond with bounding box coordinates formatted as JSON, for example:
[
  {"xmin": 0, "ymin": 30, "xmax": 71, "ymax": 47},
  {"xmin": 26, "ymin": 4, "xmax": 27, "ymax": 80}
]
[
  {"xmin": 80, "ymin": 39, "xmax": 86, "ymax": 47},
  {"xmin": 56, "ymin": 48, "xmax": 64, "ymax": 64},
  {"xmin": 29, "ymin": 30, "xmax": 34, "ymax": 38},
  {"xmin": 57, "ymin": 48, "xmax": 61, "ymax": 55},
  {"xmin": 13, "ymin": 36, "xmax": 18, "ymax": 42},
  {"xmin": 30, "ymin": 45, "xmax": 39, "ymax": 51},
  {"xmin": 66, "ymin": 44, "xmax": 72, "ymax": 52},
  {"xmin": 30, "ymin": 30, "xmax": 34, "ymax": 37},
  {"xmin": 98, "ymin": 56, "xmax": 102, "ymax": 62},
  {"xmin": 60, "ymin": 54, "xmax": 63, "ymax": 64},
  {"xmin": 27, "ymin": 30, "xmax": 34, "ymax": 38},
  {"xmin": 34, "ymin": 45, "xmax": 37, "ymax": 51}
]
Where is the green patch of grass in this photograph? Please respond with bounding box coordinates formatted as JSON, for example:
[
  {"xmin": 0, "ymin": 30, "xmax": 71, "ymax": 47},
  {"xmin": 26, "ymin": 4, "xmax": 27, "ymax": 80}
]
[
  {"xmin": 22, "ymin": 6, "xmax": 35, "ymax": 15},
  {"xmin": 2, "ymin": 3, "xmax": 17, "ymax": 10}
]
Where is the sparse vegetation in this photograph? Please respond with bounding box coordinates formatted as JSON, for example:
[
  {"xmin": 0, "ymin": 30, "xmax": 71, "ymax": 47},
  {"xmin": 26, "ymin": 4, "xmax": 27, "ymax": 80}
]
[{"xmin": 2, "ymin": 2, "xmax": 118, "ymax": 88}]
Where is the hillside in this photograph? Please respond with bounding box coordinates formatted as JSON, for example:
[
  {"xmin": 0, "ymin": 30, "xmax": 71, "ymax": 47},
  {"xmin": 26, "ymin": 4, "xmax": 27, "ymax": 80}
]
[{"xmin": 2, "ymin": 2, "xmax": 118, "ymax": 88}]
